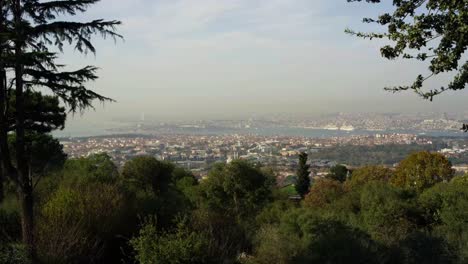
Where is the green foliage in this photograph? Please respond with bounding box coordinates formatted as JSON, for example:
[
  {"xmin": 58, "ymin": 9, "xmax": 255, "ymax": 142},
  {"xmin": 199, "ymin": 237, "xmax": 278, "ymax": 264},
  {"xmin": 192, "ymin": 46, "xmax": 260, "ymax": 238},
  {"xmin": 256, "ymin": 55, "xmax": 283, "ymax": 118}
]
[
  {"xmin": 451, "ymin": 174, "xmax": 468, "ymax": 185},
  {"xmin": 291, "ymin": 218, "xmax": 382, "ymax": 263},
  {"xmin": 62, "ymin": 153, "xmax": 118, "ymax": 185},
  {"xmin": 0, "ymin": 244, "xmax": 31, "ymax": 264},
  {"xmin": 7, "ymin": 90, "xmax": 66, "ymax": 133},
  {"xmin": 279, "ymin": 184, "xmax": 298, "ymax": 196},
  {"xmin": 0, "ymin": 0, "xmax": 121, "ymax": 258},
  {"xmin": 121, "ymin": 158, "xmax": 198, "ymax": 229},
  {"xmin": 256, "ymin": 199, "xmax": 296, "ymax": 227},
  {"xmin": 131, "ymin": 217, "xmax": 212, "ymax": 264},
  {"xmin": 304, "ymin": 179, "xmax": 345, "ymax": 209},
  {"xmin": 393, "ymin": 151, "xmax": 454, "ymax": 192},
  {"xmin": 37, "ymin": 183, "xmax": 131, "ymax": 263},
  {"xmin": 359, "ymin": 183, "xmax": 421, "ymax": 245},
  {"xmin": 190, "ymin": 207, "xmax": 249, "ymax": 262},
  {"xmin": 250, "ymin": 178, "xmax": 467, "ymax": 263},
  {"xmin": 398, "ymin": 232, "xmax": 456, "ymax": 264},
  {"xmin": 199, "ymin": 160, "xmax": 275, "ymax": 220},
  {"xmin": 122, "ymin": 156, "xmax": 174, "ymax": 194},
  {"xmin": 347, "ymin": 165, "xmax": 393, "ymax": 189},
  {"xmin": 327, "ymin": 164, "xmax": 349, "ymax": 182},
  {"xmin": 251, "ymin": 210, "xmax": 383, "ymax": 264},
  {"xmin": 348, "ymin": 0, "xmax": 468, "ymax": 100},
  {"xmin": 0, "ymin": 0, "xmax": 122, "ymax": 112},
  {"xmin": 0, "ymin": 208, "xmax": 21, "ymax": 242},
  {"xmin": 2, "ymin": 148, "xmax": 467, "ymax": 263},
  {"xmin": 247, "ymin": 225, "xmax": 301, "ymax": 264},
  {"xmin": 8, "ymin": 133, "xmax": 67, "ymax": 177},
  {"xmin": 295, "ymin": 152, "xmax": 310, "ymax": 198},
  {"xmin": 419, "ymin": 181, "xmax": 468, "ymax": 262}
]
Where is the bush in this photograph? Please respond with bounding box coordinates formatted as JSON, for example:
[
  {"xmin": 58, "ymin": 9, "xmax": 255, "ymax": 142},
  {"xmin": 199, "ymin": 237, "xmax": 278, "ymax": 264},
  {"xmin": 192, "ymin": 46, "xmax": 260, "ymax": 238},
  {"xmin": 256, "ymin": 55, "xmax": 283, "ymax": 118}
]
[
  {"xmin": 419, "ymin": 181, "xmax": 468, "ymax": 262},
  {"xmin": 199, "ymin": 160, "xmax": 275, "ymax": 220},
  {"xmin": 0, "ymin": 244, "xmax": 31, "ymax": 264},
  {"xmin": 250, "ymin": 209, "xmax": 382, "ymax": 264},
  {"xmin": 37, "ymin": 183, "xmax": 131, "ymax": 263},
  {"xmin": 62, "ymin": 153, "xmax": 119, "ymax": 186},
  {"xmin": 247, "ymin": 225, "xmax": 300, "ymax": 264},
  {"xmin": 359, "ymin": 183, "xmax": 421, "ymax": 245},
  {"xmin": 131, "ymin": 217, "xmax": 212, "ymax": 264},
  {"xmin": 0, "ymin": 208, "xmax": 21, "ymax": 242},
  {"xmin": 398, "ymin": 232, "xmax": 456, "ymax": 264}
]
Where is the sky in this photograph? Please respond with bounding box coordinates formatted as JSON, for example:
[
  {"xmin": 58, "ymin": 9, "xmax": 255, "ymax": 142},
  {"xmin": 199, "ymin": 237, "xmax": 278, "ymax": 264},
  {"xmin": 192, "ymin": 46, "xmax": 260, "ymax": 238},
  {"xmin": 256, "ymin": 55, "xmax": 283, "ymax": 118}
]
[{"xmin": 58, "ymin": 0, "xmax": 468, "ymax": 126}]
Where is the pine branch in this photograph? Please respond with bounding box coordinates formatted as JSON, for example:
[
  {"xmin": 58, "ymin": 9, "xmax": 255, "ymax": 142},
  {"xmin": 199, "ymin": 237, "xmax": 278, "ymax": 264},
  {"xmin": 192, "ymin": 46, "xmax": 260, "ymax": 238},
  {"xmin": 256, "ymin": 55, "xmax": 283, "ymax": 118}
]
[
  {"xmin": 30, "ymin": 19, "xmax": 122, "ymax": 53},
  {"xmin": 25, "ymin": 0, "xmax": 101, "ymax": 22}
]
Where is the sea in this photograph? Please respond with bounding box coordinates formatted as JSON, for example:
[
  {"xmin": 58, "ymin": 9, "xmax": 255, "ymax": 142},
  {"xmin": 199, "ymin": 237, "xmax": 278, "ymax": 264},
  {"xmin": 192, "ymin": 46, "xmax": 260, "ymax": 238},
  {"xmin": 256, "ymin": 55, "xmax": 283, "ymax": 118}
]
[{"xmin": 53, "ymin": 122, "xmax": 467, "ymax": 139}]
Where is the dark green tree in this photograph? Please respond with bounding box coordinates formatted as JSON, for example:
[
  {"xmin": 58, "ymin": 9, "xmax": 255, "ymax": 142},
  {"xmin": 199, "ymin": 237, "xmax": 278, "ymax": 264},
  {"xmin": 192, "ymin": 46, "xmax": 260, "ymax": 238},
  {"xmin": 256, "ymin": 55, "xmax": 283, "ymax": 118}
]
[
  {"xmin": 0, "ymin": 0, "xmax": 120, "ymax": 256},
  {"xmin": 328, "ymin": 164, "xmax": 349, "ymax": 183},
  {"xmin": 360, "ymin": 183, "xmax": 421, "ymax": 246},
  {"xmin": 347, "ymin": 0, "xmax": 468, "ymax": 100},
  {"xmin": 7, "ymin": 91, "xmax": 66, "ymax": 134},
  {"xmin": 8, "ymin": 133, "xmax": 67, "ymax": 187},
  {"xmin": 295, "ymin": 152, "xmax": 310, "ymax": 198},
  {"xmin": 200, "ymin": 160, "xmax": 275, "ymax": 221},
  {"xmin": 122, "ymin": 156, "xmax": 175, "ymax": 195},
  {"xmin": 62, "ymin": 153, "xmax": 118, "ymax": 186},
  {"xmin": 0, "ymin": 91, "xmax": 65, "ymax": 203},
  {"xmin": 419, "ymin": 180, "xmax": 468, "ymax": 262}
]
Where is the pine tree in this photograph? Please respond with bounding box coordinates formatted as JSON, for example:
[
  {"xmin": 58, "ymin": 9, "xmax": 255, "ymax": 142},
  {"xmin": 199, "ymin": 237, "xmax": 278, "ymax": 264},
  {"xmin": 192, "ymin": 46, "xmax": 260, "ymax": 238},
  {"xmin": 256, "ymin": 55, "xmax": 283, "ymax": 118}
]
[
  {"xmin": 0, "ymin": 0, "xmax": 121, "ymax": 258},
  {"xmin": 295, "ymin": 152, "xmax": 311, "ymax": 198}
]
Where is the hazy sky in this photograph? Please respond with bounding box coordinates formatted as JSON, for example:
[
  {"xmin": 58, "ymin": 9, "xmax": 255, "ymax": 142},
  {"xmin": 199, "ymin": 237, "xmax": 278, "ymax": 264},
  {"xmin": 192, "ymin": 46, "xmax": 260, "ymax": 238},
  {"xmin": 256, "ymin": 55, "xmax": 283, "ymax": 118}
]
[{"xmin": 60, "ymin": 0, "xmax": 468, "ymax": 125}]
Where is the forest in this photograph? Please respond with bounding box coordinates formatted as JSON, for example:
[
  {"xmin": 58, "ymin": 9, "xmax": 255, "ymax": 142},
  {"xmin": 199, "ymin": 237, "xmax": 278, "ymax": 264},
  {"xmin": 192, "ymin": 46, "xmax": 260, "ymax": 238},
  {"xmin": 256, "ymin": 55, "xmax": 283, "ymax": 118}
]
[{"xmin": 1, "ymin": 149, "xmax": 468, "ymax": 263}]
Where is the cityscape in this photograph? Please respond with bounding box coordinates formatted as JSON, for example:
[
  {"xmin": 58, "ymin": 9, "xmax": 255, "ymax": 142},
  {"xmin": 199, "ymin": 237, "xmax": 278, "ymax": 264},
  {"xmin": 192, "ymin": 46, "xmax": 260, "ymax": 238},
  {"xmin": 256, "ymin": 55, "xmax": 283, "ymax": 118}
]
[
  {"xmin": 61, "ymin": 126, "xmax": 468, "ymax": 182},
  {"xmin": 2, "ymin": 0, "xmax": 468, "ymax": 263}
]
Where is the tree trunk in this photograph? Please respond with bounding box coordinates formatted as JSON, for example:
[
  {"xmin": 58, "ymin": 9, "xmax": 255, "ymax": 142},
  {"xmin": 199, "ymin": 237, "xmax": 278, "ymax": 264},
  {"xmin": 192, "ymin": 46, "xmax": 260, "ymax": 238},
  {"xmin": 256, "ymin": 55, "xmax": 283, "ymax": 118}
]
[
  {"xmin": 0, "ymin": 165, "xmax": 3, "ymax": 203},
  {"xmin": 0, "ymin": 68, "xmax": 13, "ymax": 205},
  {"xmin": 14, "ymin": 0, "xmax": 36, "ymax": 260},
  {"xmin": 0, "ymin": 0, "xmax": 5, "ymax": 204},
  {"xmin": 0, "ymin": 69, "xmax": 4, "ymax": 204}
]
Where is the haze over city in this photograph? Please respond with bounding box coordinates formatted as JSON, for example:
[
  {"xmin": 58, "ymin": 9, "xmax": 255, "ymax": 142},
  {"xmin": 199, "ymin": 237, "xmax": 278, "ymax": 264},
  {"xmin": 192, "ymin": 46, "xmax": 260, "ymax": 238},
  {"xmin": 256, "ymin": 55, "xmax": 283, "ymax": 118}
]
[{"xmin": 59, "ymin": 0, "xmax": 468, "ymax": 134}]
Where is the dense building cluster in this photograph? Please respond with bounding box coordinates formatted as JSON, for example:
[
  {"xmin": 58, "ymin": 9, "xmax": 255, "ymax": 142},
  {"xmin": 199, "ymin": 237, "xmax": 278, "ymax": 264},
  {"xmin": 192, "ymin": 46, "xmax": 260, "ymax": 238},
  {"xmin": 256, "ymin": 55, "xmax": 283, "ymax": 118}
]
[{"xmin": 61, "ymin": 133, "xmax": 433, "ymax": 176}]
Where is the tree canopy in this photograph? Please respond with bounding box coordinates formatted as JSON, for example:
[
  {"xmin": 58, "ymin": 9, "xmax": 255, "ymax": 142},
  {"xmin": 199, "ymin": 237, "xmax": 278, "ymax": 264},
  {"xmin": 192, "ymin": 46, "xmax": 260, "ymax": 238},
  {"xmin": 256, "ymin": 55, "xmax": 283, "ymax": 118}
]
[
  {"xmin": 347, "ymin": 165, "xmax": 394, "ymax": 189},
  {"xmin": 328, "ymin": 164, "xmax": 349, "ymax": 183},
  {"xmin": 392, "ymin": 151, "xmax": 454, "ymax": 192},
  {"xmin": 200, "ymin": 160, "xmax": 275, "ymax": 220},
  {"xmin": 122, "ymin": 156, "xmax": 175, "ymax": 194}
]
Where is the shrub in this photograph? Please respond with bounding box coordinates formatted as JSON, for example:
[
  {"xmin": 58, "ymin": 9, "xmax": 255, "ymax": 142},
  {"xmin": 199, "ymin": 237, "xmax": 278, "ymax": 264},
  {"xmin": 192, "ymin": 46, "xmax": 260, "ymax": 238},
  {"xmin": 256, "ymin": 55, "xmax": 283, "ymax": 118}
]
[
  {"xmin": 0, "ymin": 244, "xmax": 31, "ymax": 264},
  {"xmin": 37, "ymin": 183, "xmax": 130, "ymax": 263},
  {"xmin": 359, "ymin": 183, "xmax": 421, "ymax": 245},
  {"xmin": 131, "ymin": 217, "xmax": 211, "ymax": 264}
]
